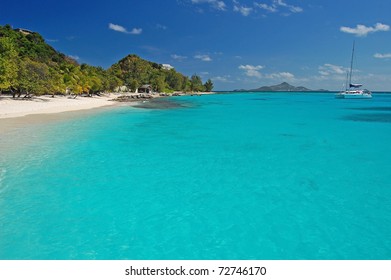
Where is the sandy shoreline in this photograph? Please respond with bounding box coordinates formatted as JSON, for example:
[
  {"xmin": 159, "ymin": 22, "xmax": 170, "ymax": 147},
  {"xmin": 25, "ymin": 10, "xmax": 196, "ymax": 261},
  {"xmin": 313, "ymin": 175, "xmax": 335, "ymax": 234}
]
[
  {"xmin": 0, "ymin": 94, "xmax": 119, "ymax": 119},
  {"xmin": 0, "ymin": 91, "xmax": 216, "ymax": 120}
]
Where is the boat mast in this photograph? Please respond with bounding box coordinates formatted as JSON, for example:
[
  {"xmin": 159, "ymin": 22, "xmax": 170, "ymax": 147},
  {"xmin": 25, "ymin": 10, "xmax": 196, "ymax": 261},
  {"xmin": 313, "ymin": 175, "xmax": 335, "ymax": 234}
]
[
  {"xmin": 348, "ymin": 41, "xmax": 355, "ymax": 88},
  {"xmin": 345, "ymin": 71, "xmax": 349, "ymax": 91}
]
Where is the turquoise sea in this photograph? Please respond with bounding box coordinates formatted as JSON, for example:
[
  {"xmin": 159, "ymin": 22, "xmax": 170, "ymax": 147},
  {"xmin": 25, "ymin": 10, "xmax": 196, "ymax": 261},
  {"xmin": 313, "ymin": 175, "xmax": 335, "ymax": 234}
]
[{"xmin": 0, "ymin": 92, "xmax": 390, "ymax": 260}]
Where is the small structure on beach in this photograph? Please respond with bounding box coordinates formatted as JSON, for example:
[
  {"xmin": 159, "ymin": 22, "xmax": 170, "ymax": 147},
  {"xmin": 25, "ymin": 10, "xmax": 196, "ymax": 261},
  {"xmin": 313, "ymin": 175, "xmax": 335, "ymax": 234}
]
[
  {"xmin": 138, "ymin": 85, "xmax": 153, "ymax": 94},
  {"xmin": 162, "ymin": 64, "xmax": 174, "ymax": 70}
]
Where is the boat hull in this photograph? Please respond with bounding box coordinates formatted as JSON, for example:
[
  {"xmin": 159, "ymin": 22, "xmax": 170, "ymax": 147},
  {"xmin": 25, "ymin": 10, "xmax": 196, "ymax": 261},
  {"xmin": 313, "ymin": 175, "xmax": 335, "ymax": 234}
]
[{"xmin": 335, "ymin": 90, "xmax": 372, "ymax": 99}]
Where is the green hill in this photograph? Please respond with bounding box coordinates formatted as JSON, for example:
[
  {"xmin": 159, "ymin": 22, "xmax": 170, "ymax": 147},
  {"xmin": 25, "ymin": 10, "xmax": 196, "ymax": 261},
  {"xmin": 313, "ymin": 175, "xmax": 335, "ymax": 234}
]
[
  {"xmin": 109, "ymin": 54, "xmax": 189, "ymax": 93},
  {"xmin": 234, "ymin": 82, "xmax": 329, "ymax": 92},
  {"xmin": 250, "ymin": 82, "xmax": 311, "ymax": 92},
  {"xmin": 0, "ymin": 24, "xmax": 212, "ymax": 96}
]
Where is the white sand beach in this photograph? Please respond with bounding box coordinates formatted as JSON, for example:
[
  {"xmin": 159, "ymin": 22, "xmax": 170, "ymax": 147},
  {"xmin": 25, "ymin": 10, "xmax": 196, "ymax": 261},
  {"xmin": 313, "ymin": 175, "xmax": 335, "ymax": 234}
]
[
  {"xmin": 0, "ymin": 92, "xmax": 218, "ymax": 120},
  {"xmin": 0, "ymin": 94, "xmax": 117, "ymax": 119}
]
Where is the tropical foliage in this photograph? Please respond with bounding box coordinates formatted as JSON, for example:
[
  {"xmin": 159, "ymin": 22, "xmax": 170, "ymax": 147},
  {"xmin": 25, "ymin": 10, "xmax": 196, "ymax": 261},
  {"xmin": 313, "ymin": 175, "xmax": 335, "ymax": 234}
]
[
  {"xmin": 0, "ymin": 24, "xmax": 213, "ymax": 96},
  {"xmin": 109, "ymin": 54, "xmax": 191, "ymax": 93}
]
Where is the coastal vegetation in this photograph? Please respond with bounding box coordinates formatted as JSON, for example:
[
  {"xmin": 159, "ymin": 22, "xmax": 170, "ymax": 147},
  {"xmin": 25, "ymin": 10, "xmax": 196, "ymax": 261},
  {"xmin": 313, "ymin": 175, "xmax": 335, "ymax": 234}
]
[{"xmin": 0, "ymin": 24, "xmax": 213, "ymax": 97}]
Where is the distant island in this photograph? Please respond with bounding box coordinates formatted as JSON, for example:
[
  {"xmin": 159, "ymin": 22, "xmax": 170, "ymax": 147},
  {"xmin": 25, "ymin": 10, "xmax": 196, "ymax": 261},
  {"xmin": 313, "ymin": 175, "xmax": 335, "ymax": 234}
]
[{"xmin": 234, "ymin": 82, "xmax": 329, "ymax": 92}]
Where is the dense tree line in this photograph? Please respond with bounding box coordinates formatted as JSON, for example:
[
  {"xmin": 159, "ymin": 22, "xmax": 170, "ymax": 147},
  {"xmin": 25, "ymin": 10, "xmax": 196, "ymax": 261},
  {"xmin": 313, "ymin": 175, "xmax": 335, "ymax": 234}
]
[{"xmin": 0, "ymin": 24, "xmax": 213, "ymax": 97}]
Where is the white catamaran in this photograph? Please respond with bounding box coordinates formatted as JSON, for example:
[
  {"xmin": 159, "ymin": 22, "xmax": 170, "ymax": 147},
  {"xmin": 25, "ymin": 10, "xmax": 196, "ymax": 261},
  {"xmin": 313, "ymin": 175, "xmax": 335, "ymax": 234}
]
[{"xmin": 335, "ymin": 41, "xmax": 372, "ymax": 99}]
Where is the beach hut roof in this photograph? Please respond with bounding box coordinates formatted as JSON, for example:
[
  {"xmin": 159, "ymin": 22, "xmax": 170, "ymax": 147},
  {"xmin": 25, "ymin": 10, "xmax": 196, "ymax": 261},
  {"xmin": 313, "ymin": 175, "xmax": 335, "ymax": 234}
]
[{"xmin": 15, "ymin": 28, "xmax": 34, "ymax": 35}]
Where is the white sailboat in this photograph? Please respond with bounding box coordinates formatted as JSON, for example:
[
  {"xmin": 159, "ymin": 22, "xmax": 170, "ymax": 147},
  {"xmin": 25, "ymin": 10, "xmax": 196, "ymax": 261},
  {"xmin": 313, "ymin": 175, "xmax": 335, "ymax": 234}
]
[{"xmin": 335, "ymin": 41, "xmax": 372, "ymax": 99}]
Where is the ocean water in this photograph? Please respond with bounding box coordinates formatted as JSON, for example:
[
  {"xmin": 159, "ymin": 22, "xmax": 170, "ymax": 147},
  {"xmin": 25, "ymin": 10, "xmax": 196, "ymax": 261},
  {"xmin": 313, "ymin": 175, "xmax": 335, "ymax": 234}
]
[{"xmin": 0, "ymin": 92, "xmax": 390, "ymax": 260}]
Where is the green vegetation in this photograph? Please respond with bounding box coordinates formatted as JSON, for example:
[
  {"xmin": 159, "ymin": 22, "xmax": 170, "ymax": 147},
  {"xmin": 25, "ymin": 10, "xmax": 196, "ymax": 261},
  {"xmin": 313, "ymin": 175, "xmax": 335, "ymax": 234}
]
[
  {"xmin": 0, "ymin": 36, "xmax": 18, "ymax": 94},
  {"xmin": 109, "ymin": 54, "xmax": 191, "ymax": 93},
  {"xmin": 0, "ymin": 24, "xmax": 213, "ymax": 97},
  {"xmin": 204, "ymin": 79, "xmax": 214, "ymax": 92}
]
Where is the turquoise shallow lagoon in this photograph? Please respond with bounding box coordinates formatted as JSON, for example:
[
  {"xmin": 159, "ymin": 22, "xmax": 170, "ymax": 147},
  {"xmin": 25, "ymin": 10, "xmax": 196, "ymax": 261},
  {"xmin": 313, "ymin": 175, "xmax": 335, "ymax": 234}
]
[{"xmin": 1, "ymin": 92, "xmax": 391, "ymax": 259}]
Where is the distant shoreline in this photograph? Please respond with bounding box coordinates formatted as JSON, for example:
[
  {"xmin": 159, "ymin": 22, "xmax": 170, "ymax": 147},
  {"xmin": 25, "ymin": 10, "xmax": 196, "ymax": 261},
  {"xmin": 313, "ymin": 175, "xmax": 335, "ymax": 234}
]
[
  {"xmin": 1, "ymin": 90, "xmax": 389, "ymax": 123},
  {"xmin": 220, "ymin": 90, "xmax": 391, "ymax": 94}
]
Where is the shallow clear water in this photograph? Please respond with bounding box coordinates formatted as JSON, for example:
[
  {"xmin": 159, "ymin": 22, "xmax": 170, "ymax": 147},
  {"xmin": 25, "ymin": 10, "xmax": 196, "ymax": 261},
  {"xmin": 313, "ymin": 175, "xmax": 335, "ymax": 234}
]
[{"xmin": 1, "ymin": 92, "xmax": 390, "ymax": 260}]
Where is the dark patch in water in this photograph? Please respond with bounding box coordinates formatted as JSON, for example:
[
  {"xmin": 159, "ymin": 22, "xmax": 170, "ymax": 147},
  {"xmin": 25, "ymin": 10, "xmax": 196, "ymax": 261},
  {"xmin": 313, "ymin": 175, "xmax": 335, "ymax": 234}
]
[
  {"xmin": 342, "ymin": 113, "xmax": 391, "ymax": 123},
  {"xmin": 249, "ymin": 98, "xmax": 268, "ymax": 101},
  {"xmin": 279, "ymin": 133, "xmax": 297, "ymax": 137},
  {"xmin": 132, "ymin": 99, "xmax": 193, "ymax": 110},
  {"xmin": 206, "ymin": 101, "xmax": 227, "ymax": 105},
  {"xmin": 348, "ymin": 107, "xmax": 391, "ymax": 112},
  {"xmin": 300, "ymin": 178, "xmax": 318, "ymax": 191}
]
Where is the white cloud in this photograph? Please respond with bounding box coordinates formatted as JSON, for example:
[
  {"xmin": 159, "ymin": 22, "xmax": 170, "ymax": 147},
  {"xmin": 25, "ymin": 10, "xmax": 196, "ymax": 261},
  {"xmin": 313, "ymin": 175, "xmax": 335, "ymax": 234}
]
[
  {"xmin": 275, "ymin": 0, "xmax": 303, "ymax": 13},
  {"xmin": 238, "ymin": 64, "xmax": 298, "ymax": 82},
  {"xmin": 171, "ymin": 54, "xmax": 187, "ymax": 60},
  {"xmin": 109, "ymin": 23, "xmax": 142, "ymax": 35},
  {"xmin": 265, "ymin": 72, "xmax": 295, "ymax": 80},
  {"xmin": 212, "ymin": 75, "xmax": 232, "ymax": 82},
  {"xmin": 156, "ymin": 24, "xmax": 168, "ymax": 30},
  {"xmin": 340, "ymin": 23, "xmax": 390, "ymax": 37},
  {"xmin": 129, "ymin": 28, "xmax": 142, "ymax": 35},
  {"xmin": 316, "ymin": 64, "xmax": 349, "ymax": 82},
  {"xmin": 254, "ymin": 3, "xmax": 277, "ymax": 12},
  {"xmin": 233, "ymin": 1, "xmax": 253, "ymax": 16},
  {"xmin": 109, "ymin": 23, "xmax": 127, "ymax": 33},
  {"xmin": 189, "ymin": 0, "xmax": 302, "ymax": 16},
  {"xmin": 191, "ymin": 0, "xmax": 226, "ymax": 11},
  {"xmin": 239, "ymin": 65, "xmax": 264, "ymax": 70},
  {"xmin": 239, "ymin": 64, "xmax": 264, "ymax": 78},
  {"xmin": 255, "ymin": 0, "xmax": 302, "ymax": 14},
  {"xmin": 374, "ymin": 53, "xmax": 391, "ymax": 59},
  {"xmin": 195, "ymin": 54, "xmax": 212, "ymax": 61},
  {"xmin": 318, "ymin": 64, "xmax": 347, "ymax": 76}
]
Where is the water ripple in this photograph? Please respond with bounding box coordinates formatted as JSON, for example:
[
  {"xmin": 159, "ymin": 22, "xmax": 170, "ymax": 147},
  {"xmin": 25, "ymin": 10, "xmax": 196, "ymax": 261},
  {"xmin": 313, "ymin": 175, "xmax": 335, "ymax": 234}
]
[
  {"xmin": 348, "ymin": 107, "xmax": 391, "ymax": 112},
  {"xmin": 0, "ymin": 168, "xmax": 7, "ymax": 194},
  {"xmin": 341, "ymin": 113, "xmax": 391, "ymax": 123}
]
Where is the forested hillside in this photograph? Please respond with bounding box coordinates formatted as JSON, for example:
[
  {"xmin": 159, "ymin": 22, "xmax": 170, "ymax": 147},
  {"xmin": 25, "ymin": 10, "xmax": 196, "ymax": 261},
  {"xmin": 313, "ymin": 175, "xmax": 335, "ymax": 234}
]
[{"xmin": 0, "ymin": 24, "xmax": 213, "ymax": 96}]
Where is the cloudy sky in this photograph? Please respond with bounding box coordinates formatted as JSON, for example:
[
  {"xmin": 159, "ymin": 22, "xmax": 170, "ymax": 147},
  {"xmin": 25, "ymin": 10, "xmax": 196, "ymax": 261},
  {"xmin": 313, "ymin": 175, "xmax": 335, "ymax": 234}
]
[{"xmin": 1, "ymin": 0, "xmax": 391, "ymax": 91}]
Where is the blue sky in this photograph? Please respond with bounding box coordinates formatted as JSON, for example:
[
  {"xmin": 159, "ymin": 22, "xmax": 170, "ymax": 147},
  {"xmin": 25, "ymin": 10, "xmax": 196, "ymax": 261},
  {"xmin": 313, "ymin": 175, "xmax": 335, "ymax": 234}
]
[{"xmin": 1, "ymin": 0, "xmax": 391, "ymax": 91}]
